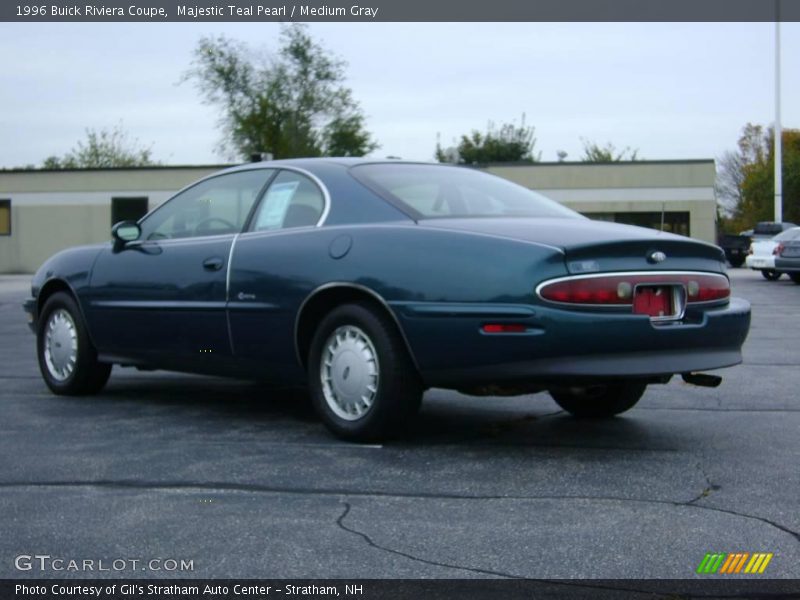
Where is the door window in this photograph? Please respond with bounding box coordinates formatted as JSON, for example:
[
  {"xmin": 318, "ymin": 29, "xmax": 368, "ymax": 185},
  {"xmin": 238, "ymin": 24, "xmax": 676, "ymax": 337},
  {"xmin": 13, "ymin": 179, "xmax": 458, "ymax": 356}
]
[
  {"xmin": 251, "ymin": 171, "xmax": 325, "ymax": 232},
  {"xmin": 140, "ymin": 170, "xmax": 273, "ymax": 240}
]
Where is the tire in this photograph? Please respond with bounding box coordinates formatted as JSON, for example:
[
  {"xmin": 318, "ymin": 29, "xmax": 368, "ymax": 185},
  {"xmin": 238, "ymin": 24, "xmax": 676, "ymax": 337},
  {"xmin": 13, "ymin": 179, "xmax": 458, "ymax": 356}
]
[
  {"xmin": 761, "ymin": 270, "xmax": 781, "ymax": 281},
  {"xmin": 549, "ymin": 381, "xmax": 647, "ymax": 418},
  {"xmin": 37, "ymin": 291, "xmax": 111, "ymax": 395},
  {"xmin": 729, "ymin": 258, "xmax": 745, "ymax": 268},
  {"xmin": 307, "ymin": 302, "xmax": 423, "ymax": 442},
  {"xmin": 791, "ymin": 273, "xmax": 800, "ymax": 285}
]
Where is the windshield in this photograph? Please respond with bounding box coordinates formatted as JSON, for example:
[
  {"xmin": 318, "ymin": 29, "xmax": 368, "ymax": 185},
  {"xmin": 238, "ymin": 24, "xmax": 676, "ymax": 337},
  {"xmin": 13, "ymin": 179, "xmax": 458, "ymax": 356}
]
[
  {"xmin": 351, "ymin": 163, "xmax": 580, "ymax": 220},
  {"xmin": 774, "ymin": 228, "xmax": 800, "ymax": 242}
]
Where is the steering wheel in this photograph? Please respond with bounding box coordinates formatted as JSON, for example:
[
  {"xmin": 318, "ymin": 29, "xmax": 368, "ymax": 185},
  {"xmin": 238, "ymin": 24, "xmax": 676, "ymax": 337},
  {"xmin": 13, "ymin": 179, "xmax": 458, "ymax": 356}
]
[{"xmin": 194, "ymin": 217, "xmax": 237, "ymax": 235}]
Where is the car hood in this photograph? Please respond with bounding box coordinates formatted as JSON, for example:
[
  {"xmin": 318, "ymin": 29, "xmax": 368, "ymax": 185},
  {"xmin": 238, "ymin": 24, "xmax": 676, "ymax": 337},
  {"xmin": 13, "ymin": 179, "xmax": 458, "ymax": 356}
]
[{"xmin": 419, "ymin": 217, "xmax": 726, "ymax": 269}]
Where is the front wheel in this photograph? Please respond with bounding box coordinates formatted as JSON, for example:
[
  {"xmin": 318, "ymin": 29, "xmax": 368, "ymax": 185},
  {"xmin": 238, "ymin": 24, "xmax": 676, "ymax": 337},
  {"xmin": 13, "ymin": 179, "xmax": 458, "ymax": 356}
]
[
  {"xmin": 549, "ymin": 381, "xmax": 647, "ymax": 418},
  {"xmin": 37, "ymin": 292, "xmax": 111, "ymax": 395},
  {"xmin": 307, "ymin": 303, "xmax": 423, "ymax": 442},
  {"xmin": 761, "ymin": 270, "xmax": 781, "ymax": 281}
]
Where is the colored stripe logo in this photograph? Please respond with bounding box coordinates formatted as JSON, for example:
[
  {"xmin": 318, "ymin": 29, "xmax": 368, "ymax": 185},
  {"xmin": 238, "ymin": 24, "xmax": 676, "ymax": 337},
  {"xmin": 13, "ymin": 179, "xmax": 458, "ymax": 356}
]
[{"xmin": 696, "ymin": 552, "xmax": 773, "ymax": 574}]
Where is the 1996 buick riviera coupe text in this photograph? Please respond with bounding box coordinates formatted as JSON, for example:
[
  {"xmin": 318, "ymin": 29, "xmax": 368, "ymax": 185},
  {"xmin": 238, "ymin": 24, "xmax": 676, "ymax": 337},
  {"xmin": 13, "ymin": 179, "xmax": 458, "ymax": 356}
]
[{"xmin": 24, "ymin": 159, "xmax": 751, "ymax": 440}]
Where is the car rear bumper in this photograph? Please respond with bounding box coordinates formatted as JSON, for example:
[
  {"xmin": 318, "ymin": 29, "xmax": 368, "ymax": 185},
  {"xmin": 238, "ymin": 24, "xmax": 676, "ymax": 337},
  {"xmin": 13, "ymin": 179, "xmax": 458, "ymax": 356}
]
[
  {"xmin": 394, "ymin": 297, "xmax": 751, "ymax": 387},
  {"xmin": 22, "ymin": 298, "xmax": 37, "ymax": 333},
  {"xmin": 774, "ymin": 258, "xmax": 800, "ymax": 271},
  {"xmin": 745, "ymin": 255, "xmax": 776, "ymax": 270}
]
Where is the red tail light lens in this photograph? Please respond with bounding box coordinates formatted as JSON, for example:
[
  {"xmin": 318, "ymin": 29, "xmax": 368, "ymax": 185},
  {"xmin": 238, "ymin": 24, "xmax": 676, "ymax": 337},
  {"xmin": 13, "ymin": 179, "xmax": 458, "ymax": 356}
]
[
  {"xmin": 482, "ymin": 324, "xmax": 528, "ymax": 334},
  {"xmin": 773, "ymin": 243, "xmax": 784, "ymax": 256},
  {"xmin": 538, "ymin": 273, "xmax": 729, "ymax": 306}
]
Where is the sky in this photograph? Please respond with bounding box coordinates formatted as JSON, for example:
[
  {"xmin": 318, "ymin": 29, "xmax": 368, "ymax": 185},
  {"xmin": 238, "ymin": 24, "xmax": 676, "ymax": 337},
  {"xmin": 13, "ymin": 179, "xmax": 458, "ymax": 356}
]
[{"xmin": 1, "ymin": 22, "xmax": 798, "ymax": 168}]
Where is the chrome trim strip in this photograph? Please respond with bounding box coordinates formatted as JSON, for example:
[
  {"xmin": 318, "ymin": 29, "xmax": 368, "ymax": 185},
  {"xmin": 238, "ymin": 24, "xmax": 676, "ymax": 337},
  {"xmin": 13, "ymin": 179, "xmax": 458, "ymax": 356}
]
[
  {"xmin": 226, "ymin": 233, "xmax": 239, "ymax": 301},
  {"xmin": 293, "ymin": 282, "xmax": 421, "ymax": 373},
  {"xmin": 395, "ymin": 302, "xmax": 536, "ymax": 319},
  {"xmin": 90, "ymin": 301, "xmax": 227, "ymax": 310},
  {"xmin": 283, "ymin": 166, "xmax": 332, "ymax": 227},
  {"xmin": 131, "ymin": 233, "xmax": 236, "ymax": 248},
  {"xmin": 134, "ymin": 164, "xmax": 331, "ymax": 238},
  {"xmin": 225, "ymin": 233, "xmax": 240, "ymax": 355},
  {"xmin": 535, "ymin": 270, "xmax": 729, "ymax": 296}
]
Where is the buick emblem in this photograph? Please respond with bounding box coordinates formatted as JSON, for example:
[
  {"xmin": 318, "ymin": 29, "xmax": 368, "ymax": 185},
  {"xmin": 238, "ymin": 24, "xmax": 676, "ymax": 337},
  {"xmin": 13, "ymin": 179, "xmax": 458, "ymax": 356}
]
[{"xmin": 648, "ymin": 251, "xmax": 667, "ymax": 264}]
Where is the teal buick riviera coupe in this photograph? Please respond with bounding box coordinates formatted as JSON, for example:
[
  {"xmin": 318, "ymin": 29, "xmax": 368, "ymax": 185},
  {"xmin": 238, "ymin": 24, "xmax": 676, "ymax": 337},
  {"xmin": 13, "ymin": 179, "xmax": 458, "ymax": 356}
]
[{"xmin": 24, "ymin": 159, "xmax": 751, "ymax": 440}]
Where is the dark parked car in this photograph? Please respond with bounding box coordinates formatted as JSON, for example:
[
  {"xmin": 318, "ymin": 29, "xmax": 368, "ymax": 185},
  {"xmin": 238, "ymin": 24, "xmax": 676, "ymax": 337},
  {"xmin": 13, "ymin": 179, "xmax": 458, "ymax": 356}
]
[
  {"xmin": 774, "ymin": 238, "xmax": 800, "ymax": 284},
  {"xmin": 24, "ymin": 159, "xmax": 751, "ymax": 440},
  {"xmin": 719, "ymin": 222, "xmax": 797, "ymax": 268},
  {"xmin": 717, "ymin": 233, "xmax": 750, "ymax": 268}
]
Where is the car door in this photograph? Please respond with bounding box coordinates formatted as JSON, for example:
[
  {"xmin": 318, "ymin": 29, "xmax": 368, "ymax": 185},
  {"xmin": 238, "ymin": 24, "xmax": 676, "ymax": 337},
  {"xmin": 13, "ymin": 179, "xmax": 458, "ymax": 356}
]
[
  {"xmin": 227, "ymin": 169, "xmax": 328, "ymax": 380},
  {"xmin": 86, "ymin": 169, "xmax": 274, "ymax": 370}
]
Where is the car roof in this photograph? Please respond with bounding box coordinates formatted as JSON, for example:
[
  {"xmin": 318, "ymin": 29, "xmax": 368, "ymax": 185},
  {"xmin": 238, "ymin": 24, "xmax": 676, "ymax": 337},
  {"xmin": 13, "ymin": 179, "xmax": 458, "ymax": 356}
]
[{"xmin": 221, "ymin": 157, "xmax": 439, "ymax": 173}]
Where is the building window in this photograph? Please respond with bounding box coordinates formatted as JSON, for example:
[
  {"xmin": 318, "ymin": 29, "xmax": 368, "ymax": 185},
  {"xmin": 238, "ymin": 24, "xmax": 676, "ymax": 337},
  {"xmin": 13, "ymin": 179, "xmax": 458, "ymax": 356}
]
[
  {"xmin": 0, "ymin": 200, "xmax": 10, "ymax": 236},
  {"xmin": 111, "ymin": 197, "xmax": 149, "ymax": 226},
  {"xmin": 584, "ymin": 211, "xmax": 691, "ymax": 237}
]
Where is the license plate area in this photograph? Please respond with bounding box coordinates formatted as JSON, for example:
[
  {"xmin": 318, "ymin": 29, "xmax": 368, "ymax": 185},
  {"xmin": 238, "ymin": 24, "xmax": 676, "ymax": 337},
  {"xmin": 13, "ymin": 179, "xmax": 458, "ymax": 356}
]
[{"xmin": 633, "ymin": 285, "xmax": 683, "ymax": 320}]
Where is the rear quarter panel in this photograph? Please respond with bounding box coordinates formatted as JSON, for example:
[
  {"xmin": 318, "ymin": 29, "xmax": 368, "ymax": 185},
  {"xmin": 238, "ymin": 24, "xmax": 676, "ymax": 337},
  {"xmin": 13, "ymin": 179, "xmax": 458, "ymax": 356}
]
[{"xmin": 227, "ymin": 224, "xmax": 567, "ymax": 378}]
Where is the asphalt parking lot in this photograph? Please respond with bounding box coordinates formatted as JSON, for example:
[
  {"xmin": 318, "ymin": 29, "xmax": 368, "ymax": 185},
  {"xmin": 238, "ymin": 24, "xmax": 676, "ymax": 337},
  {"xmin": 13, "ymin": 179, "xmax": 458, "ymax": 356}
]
[{"xmin": 0, "ymin": 269, "xmax": 798, "ymax": 580}]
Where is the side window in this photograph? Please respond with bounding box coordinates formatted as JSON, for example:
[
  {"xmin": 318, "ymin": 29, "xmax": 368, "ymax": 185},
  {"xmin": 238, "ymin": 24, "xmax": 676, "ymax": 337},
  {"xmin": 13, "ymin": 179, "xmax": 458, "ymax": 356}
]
[
  {"xmin": 251, "ymin": 171, "xmax": 325, "ymax": 232},
  {"xmin": 140, "ymin": 170, "xmax": 273, "ymax": 240}
]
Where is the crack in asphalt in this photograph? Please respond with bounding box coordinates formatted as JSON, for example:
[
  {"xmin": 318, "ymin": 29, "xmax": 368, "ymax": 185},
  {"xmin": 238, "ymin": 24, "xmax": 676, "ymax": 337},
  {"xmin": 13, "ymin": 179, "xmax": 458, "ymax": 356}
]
[
  {"xmin": 1, "ymin": 479, "xmax": 798, "ymax": 546},
  {"xmin": 687, "ymin": 461, "xmax": 721, "ymax": 505},
  {"xmin": 335, "ymin": 502, "xmax": 522, "ymax": 579},
  {"xmin": 336, "ymin": 503, "xmax": 799, "ymax": 598}
]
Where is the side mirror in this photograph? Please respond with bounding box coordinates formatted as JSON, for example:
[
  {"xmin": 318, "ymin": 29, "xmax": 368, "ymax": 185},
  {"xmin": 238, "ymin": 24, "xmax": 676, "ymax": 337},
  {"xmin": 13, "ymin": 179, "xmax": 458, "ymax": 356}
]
[{"xmin": 111, "ymin": 221, "xmax": 141, "ymax": 246}]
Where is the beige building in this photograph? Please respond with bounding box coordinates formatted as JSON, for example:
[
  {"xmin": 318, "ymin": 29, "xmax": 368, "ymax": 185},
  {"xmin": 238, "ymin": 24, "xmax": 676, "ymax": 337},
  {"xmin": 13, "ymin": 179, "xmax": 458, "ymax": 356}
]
[
  {"xmin": 0, "ymin": 160, "xmax": 717, "ymax": 274},
  {"xmin": 486, "ymin": 160, "xmax": 716, "ymax": 244}
]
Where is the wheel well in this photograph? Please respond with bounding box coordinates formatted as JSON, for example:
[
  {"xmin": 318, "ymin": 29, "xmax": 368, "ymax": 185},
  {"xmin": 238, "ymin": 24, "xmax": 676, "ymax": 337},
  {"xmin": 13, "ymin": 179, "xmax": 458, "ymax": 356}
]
[
  {"xmin": 295, "ymin": 285, "xmax": 418, "ymax": 371},
  {"xmin": 37, "ymin": 279, "xmax": 75, "ymax": 313}
]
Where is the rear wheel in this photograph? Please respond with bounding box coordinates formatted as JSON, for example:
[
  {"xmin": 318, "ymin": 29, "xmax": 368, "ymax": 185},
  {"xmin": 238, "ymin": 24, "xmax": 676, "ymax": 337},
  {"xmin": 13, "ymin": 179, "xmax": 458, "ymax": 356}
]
[
  {"xmin": 761, "ymin": 270, "xmax": 781, "ymax": 281},
  {"xmin": 37, "ymin": 292, "xmax": 111, "ymax": 395},
  {"xmin": 549, "ymin": 381, "xmax": 647, "ymax": 418},
  {"xmin": 307, "ymin": 303, "xmax": 423, "ymax": 441},
  {"xmin": 790, "ymin": 273, "xmax": 800, "ymax": 285}
]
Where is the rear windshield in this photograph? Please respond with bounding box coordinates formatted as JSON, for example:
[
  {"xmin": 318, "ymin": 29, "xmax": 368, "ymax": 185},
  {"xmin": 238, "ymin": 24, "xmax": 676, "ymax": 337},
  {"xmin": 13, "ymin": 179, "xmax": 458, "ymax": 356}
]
[
  {"xmin": 774, "ymin": 228, "xmax": 800, "ymax": 242},
  {"xmin": 351, "ymin": 163, "xmax": 580, "ymax": 220},
  {"xmin": 754, "ymin": 222, "xmax": 794, "ymax": 235}
]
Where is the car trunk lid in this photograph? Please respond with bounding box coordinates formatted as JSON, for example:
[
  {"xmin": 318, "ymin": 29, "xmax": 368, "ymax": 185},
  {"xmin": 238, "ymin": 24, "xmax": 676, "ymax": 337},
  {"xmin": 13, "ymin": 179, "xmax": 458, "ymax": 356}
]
[{"xmin": 421, "ymin": 217, "xmax": 726, "ymax": 273}]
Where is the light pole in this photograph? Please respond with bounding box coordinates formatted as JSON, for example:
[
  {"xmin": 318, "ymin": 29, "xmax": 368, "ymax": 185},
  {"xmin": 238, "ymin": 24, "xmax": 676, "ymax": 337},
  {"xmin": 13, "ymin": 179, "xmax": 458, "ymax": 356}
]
[{"xmin": 774, "ymin": 3, "xmax": 783, "ymax": 223}]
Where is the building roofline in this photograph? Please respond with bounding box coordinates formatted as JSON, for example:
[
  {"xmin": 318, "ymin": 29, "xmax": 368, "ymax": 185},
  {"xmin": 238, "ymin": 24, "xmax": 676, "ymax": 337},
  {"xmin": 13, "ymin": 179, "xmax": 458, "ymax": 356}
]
[
  {"xmin": 482, "ymin": 159, "xmax": 715, "ymax": 167},
  {"xmin": 0, "ymin": 158, "xmax": 717, "ymax": 175},
  {"xmin": 0, "ymin": 164, "xmax": 235, "ymax": 174}
]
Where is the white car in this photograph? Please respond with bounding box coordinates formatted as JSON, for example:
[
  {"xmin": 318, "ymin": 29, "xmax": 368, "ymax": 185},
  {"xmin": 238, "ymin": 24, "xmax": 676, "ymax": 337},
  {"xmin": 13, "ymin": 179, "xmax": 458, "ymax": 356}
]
[{"xmin": 746, "ymin": 227, "xmax": 800, "ymax": 280}]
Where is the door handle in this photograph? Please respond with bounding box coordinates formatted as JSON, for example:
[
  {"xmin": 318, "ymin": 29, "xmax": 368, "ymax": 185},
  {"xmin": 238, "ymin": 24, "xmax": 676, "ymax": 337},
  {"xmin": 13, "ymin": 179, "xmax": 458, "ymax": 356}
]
[{"xmin": 202, "ymin": 257, "xmax": 224, "ymax": 271}]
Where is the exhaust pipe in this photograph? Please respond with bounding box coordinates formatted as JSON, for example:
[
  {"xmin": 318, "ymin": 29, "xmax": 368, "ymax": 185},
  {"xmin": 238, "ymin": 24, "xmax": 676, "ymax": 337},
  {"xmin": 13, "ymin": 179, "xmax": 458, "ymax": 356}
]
[{"xmin": 682, "ymin": 372, "xmax": 722, "ymax": 388}]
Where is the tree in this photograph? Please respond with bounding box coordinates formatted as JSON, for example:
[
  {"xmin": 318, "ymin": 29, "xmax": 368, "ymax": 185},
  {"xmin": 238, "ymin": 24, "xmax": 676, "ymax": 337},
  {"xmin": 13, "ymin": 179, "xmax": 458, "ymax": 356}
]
[
  {"xmin": 184, "ymin": 25, "xmax": 378, "ymax": 160},
  {"xmin": 719, "ymin": 123, "xmax": 800, "ymax": 232},
  {"xmin": 436, "ymin": 115, "xmax": 540, "ymax": 164},
  {"xmin": 580, "ymin": 139, "xmax": 639, "ymax": 162},
  {"xmin": 43, "ymin": 124, "xmax": 157, "ymax": 169},
  {"xmin": 716, "ymin": 123, "xmax": 764, "ymax": 224}
]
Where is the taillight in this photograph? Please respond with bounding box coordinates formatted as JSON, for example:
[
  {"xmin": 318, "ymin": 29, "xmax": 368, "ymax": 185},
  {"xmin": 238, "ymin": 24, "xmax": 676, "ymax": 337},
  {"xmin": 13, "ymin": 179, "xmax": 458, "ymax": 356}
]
[
  {"xmin": 773, "ymin": 243, "xmax": 784, "ymax": 256},
  {"xmin": 537, "ymin": 272, "xmax": 730, "ymax": 306},
  {"xmin": 482, "ymin": 324, "xmax": 528, "ymax": 334}
]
